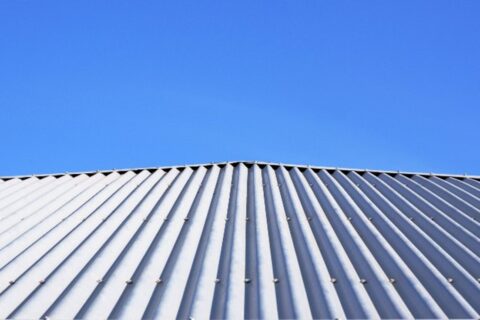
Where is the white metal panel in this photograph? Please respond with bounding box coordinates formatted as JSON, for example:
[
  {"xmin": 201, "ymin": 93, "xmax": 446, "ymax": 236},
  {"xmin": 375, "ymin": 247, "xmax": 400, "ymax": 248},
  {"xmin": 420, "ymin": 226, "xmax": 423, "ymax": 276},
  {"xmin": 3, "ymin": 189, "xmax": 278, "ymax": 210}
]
[
  {"xmin": 0, "ymin": 162, "xmax": 478, "ymax": 319},
  {"xmin": 189, "ymin": 164, "xmax": 234, "ymax": 320}
]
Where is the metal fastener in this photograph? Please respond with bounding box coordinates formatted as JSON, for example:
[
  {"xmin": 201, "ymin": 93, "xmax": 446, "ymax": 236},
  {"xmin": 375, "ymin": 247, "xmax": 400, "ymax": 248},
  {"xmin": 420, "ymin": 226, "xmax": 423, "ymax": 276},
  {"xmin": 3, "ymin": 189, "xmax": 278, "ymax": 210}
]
[
  {"xmin": 360, "ymin": 279, "xmax": 367, "ymax": 284},
  {"xmin": 273, "ymin": 278, "xmax": 279, "ymax": 283},
  {"xmin": 215, "ymin": 278, "xmax": 221, "ymax": 283},
  {"xmin": 244, "ymin": 278, "xmax": 251, "ymax": 283},
  {"xmin": 155, "ymin": 278, "xmax": 163, "ymax": 284},
  {"xmin": 126, "ymin": 279, "xmax": 133, "ymax": 284},
  {"xmin": 389, "ymin": 278, "xmax": 396, "ymax": 284},
  {"xmin": 447, "ymin": 278, "xmax": 454, "ymax": 283},
  {"xmin": 330, "ymin": 278, "xmax": 337, "ymax": 283}
]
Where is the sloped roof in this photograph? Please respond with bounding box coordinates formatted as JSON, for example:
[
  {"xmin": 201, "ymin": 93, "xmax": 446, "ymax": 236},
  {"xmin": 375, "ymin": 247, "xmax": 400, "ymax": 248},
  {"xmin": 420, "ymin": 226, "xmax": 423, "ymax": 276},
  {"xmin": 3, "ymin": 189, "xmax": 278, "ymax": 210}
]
[{"xmin": 0, "ymin": 161, "xmax": 479, "ymax": 319}]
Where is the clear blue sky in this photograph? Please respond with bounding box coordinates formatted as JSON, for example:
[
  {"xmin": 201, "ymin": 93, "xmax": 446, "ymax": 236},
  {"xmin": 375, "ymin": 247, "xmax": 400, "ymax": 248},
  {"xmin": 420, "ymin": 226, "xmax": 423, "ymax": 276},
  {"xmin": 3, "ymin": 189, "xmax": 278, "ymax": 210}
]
[{"xmin": 1, "ymin": 1, "xmax": 479, "ymax": 176}]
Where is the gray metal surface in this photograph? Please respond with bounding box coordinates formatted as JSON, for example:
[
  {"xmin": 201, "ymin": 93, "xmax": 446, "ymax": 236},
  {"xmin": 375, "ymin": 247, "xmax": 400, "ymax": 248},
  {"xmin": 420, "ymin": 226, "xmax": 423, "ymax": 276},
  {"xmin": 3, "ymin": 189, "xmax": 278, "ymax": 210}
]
[{"xmin": 0, "ymin": 161, "xmax": 478, "ymax": 319}]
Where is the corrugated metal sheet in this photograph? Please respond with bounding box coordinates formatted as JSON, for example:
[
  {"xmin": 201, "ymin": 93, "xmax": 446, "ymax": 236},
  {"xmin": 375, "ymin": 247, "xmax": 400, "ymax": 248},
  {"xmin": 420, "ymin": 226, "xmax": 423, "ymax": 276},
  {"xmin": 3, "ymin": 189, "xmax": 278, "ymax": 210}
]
[{"xmin": 0, "ymin": 161, "xmax": 478, "ymax": 319}]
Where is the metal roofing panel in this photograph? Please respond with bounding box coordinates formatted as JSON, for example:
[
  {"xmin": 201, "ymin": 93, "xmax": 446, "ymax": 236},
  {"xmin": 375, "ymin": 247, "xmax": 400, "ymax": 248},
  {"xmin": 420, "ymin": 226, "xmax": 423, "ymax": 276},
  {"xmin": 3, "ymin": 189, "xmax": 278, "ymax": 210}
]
[{"xmin": 0, "ymin": 161, "xmax": 479, "ymax": 319}]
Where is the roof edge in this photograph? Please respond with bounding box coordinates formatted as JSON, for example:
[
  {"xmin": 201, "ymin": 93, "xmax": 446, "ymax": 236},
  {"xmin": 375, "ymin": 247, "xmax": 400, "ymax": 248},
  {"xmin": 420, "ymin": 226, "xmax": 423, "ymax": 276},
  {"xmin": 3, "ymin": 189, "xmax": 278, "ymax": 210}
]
[{"xmin": 1, "ymin": 160, "xmax": 479, "ymax": 181}]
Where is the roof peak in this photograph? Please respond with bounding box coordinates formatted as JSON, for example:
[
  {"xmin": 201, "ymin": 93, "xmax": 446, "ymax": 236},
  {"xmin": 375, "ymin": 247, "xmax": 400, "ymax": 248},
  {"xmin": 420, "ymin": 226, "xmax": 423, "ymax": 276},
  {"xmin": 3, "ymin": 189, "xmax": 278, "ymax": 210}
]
[{"xmin": 1, "ymin": 160, "xmax": 479, "ymax": 181}]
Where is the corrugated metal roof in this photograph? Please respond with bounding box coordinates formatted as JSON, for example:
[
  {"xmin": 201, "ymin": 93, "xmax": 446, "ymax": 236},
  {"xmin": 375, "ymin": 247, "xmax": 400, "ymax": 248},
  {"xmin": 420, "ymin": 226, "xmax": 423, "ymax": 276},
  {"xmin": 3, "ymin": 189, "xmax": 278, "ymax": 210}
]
[{"xmin": 0, "ymin": 161, "xmax": 478, "ymax": 319}]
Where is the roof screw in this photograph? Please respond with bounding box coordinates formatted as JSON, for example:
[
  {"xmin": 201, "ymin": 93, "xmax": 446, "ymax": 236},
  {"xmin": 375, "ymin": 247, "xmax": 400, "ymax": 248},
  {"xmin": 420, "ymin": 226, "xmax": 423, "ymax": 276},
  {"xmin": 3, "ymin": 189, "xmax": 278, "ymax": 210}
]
[
  {"xmin": 8, "ymin": 280, "xmax": 15, "ymax": 285},
  {"xmin": 389, "ymin": 278, "xmax": 396, "ymax": 284},
  {"xmin": 126, "ymin": 279, "xmax": 133, "ymax": 284},
  {"xmin": 409, "ymin": 217, "xmax": 414, "ymax": 221},
  {"xmin": 189, "ymin": 317, "xmax": 195, "ymax": 320},
  {"xmin": 360, "ymin": 279, "xmax": 367, "ymax": 284},
  {"xmin": 307, "ymin": 216, "xmax": 312, "ymax": 221},
  {"xmin": 184, "ymin": 217, "xmax": 190, "ymax": 222},
  {"xmin": 286, "ymin": 217, "xmax": 291, "ymax": 221},
  {"xmin": 273, "ymin": 278, "xmax": 279, "ymax": 284},
  {"xmin": 97, "ymin": 279, "xmax": 103, "ymax": 284},
  {"xmin": 330, "ymin": 278, "xmax": 337, "ymax": 284},
  {"xmin": 368, "ymin": 217, "xmax": 373, "ymax": 221},
  {"xmin": 155, "ymin": 278, "xmax": 163, "ymax": 284},
  {"xmin": 244, "ymin": 278, "xmax": 251, "ymax": 283},
  {"xmin": 348, "ymin": 217, "xmax": 352, "ymax": 221},
  {"xmin": 430, "ymin": 216, "xmax": 435, "ymax": 220},
  {"xmin": 447, "ymin": 278, "xmax": 454, "ymax": 283},
  {"xmin": 164, "ymin": 217, "xmax": 168, "ymax": 221},
  {"xmin": 215, "ymin": 278, "xmax": 221, "ymax": 284},
  {"xmin": 246, "ymin": 217, "xmax": 250, "ymax": 221},
  {"xmin": 225, "ymin": 217, "xmax": 229, "ymax": 222},
  {"xmin": 39, "ymin": 279, "xmax": 45, "ymax": 285}
]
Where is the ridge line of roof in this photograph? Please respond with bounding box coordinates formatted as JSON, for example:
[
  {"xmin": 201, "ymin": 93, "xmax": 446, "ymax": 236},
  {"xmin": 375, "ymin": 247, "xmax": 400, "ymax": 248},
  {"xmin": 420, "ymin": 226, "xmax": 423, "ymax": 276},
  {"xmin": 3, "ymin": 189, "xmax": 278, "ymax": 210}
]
[{"xmin": 1, "ymin": 161, "xmax": 479, "ymax": 180}]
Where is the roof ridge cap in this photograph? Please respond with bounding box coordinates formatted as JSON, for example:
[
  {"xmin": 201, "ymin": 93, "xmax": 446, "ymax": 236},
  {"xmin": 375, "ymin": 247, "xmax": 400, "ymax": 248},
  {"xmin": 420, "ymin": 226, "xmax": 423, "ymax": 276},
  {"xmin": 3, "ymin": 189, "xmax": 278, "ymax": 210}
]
[{"xmin": 1, "ymin": 161, "xmax": 479, "ymax": 181}]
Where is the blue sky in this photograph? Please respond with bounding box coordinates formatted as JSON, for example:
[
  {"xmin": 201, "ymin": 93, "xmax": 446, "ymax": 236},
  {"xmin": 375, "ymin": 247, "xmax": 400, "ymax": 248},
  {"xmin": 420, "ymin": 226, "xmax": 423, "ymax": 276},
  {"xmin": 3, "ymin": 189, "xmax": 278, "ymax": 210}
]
[{"xmin": 1, "ymin": 1, "xmax": 479, "ymax": 176}]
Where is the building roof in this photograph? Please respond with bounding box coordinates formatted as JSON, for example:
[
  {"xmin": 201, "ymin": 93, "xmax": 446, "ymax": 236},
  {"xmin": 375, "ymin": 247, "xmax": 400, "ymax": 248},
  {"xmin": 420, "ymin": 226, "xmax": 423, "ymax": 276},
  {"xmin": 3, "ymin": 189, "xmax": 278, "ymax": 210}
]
[{"xmin": 0, "ymin": 161, "xmax": 479, "ymax": 319}]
